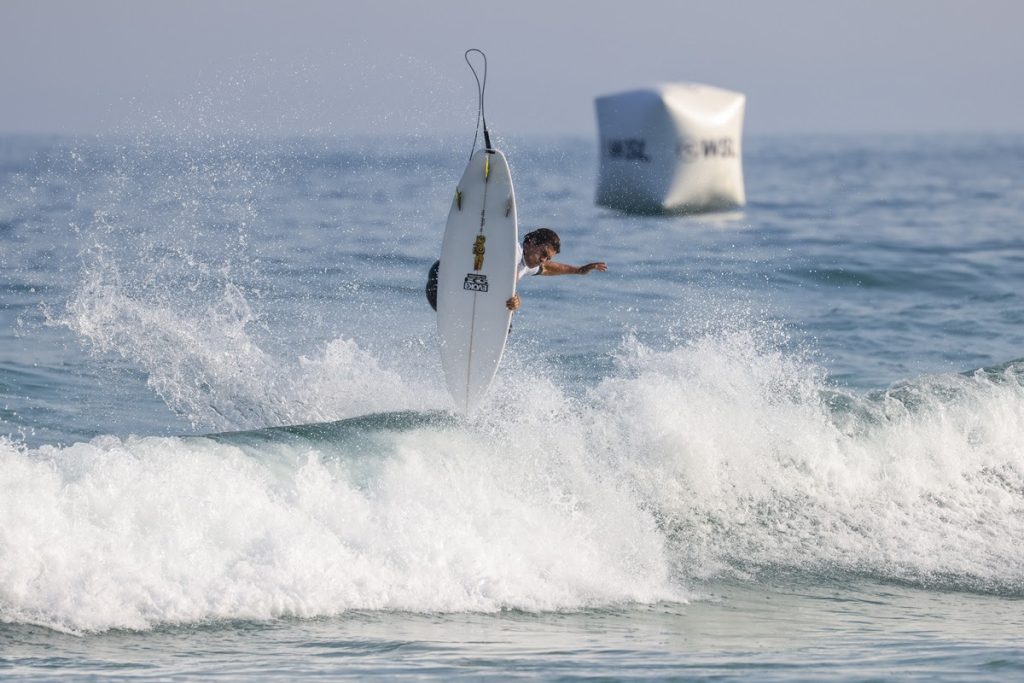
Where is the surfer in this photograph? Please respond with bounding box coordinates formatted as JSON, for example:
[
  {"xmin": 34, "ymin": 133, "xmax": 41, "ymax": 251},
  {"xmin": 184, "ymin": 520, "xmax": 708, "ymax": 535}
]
[
  {"xmin": 425, "ymin": 228, "xmax": 606, "ymax": 312},
  {"xmin": 505, "ymin": 228, "xmax": 606, "ymax": 311}
]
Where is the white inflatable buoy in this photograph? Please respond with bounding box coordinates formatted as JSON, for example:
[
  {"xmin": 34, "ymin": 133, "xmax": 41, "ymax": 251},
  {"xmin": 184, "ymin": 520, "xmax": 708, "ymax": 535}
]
[{"xmin": 595, "ymin": 83, "xmax": 746, "ymax": 214}]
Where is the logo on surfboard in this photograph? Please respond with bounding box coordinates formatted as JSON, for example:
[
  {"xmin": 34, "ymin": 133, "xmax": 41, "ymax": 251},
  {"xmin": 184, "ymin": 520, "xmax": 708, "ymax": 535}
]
[
  {"xmin": 472, "ymin": 235, "xmax": 486, "ymax": 270},
  {"xmin": 464, "ymin": 273, "xmax": 489, "ymax": 292}
]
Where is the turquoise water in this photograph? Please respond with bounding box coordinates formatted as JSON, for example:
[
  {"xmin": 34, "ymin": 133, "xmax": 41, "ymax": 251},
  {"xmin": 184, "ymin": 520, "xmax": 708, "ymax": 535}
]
[{"xmin": 1, "ymin": 132, "xmax": 1023, "ymax": 679}]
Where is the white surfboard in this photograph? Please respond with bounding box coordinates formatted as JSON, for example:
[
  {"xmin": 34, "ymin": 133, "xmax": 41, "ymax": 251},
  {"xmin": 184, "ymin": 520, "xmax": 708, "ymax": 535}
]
[{"xmin": 437, "ymin": 148, "xmax": 518, "ymax": 413}]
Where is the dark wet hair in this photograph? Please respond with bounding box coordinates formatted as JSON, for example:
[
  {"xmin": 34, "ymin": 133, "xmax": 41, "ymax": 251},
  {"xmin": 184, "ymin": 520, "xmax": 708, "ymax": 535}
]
[{"xmin": 523, "ymin": 228, "xmax": 560, "ymax": 254}]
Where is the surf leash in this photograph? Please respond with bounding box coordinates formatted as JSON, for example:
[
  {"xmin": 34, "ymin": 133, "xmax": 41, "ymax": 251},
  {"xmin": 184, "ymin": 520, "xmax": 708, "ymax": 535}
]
[{"xmin": 464, "ymin": 48, "xmax": 493, "ymax": 158}]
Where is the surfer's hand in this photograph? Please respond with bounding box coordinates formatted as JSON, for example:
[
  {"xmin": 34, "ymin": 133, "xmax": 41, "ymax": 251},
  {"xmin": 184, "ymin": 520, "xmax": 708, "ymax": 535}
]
[
  {"xmin": 506, "ymin": 294, "xmax": 520, "ymax": 311},
  {"xmin": 578, "ymin": 262, "xmax": 607, "ymax": 275}
]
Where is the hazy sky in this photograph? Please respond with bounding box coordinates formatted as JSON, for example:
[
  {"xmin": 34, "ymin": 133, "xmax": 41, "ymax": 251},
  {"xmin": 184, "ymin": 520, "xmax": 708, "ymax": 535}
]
[{"xmin": 2, "ymin": 0, "xmax": 1021, "ymax": 137}]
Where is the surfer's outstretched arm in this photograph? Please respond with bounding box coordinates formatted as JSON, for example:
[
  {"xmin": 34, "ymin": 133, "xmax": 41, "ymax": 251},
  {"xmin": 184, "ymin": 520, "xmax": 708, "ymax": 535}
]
[
  {"xmin": 506, "ymin": 261, "xmax": 606, "ymax": 310},
  {"xmin": 539, "ymin": 261, "xmax": 607, "ymax": 276}
]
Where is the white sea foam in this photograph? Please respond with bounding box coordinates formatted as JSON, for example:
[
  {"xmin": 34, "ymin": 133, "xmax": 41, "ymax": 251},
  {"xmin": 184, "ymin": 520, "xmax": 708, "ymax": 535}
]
[
  {"xmin": 3, "ymin": 323, "xmax": 1023, "ymax": 633},
  {"xmin": 0, "ymin": 421, "xmax": 675, "ymax": 633},
  {"xmin": 588, "ymin": 330, "xmax": 1024, "ymax": 588},
  {"xmin": 61, "ymin": 253, "xmax": 446, "ymax": 431}
]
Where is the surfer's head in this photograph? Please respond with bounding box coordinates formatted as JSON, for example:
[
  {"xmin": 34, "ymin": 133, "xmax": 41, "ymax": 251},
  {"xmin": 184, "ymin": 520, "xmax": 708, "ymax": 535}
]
[{"xmin": 523, "ymin": 228, "xmax": 560, "ymax": 268}]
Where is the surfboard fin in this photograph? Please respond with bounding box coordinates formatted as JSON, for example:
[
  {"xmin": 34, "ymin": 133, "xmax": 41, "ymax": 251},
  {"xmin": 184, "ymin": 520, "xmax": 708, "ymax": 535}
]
[
  {"xmin": 505, "ymin": 195, "xmax": 512, "ymax": 217},
  {"xmin": 455, "ymin": 189, "xmax": 462, "ymax": 210}
]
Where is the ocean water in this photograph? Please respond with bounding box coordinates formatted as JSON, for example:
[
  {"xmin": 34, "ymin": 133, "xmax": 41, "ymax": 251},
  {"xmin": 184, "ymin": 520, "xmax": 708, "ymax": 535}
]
[{"xmin": 1, "ymin": 130, "xmax": 1023, "ymax": 680}]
